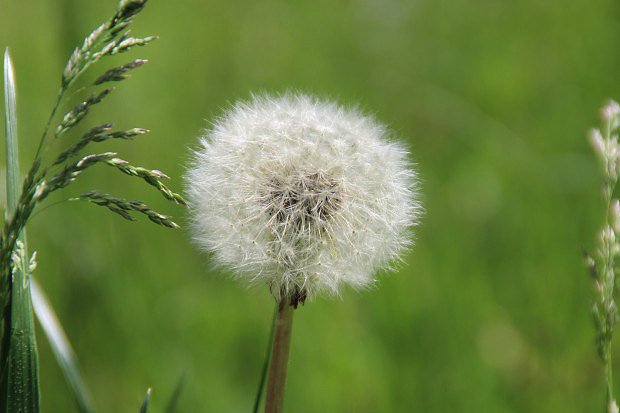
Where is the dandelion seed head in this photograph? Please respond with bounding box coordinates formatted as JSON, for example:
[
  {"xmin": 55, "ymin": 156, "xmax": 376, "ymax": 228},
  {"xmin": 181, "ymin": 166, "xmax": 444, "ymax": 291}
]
[{"xmin": 185, "ymin": 93, "xmax": 421, "ymax": 299}]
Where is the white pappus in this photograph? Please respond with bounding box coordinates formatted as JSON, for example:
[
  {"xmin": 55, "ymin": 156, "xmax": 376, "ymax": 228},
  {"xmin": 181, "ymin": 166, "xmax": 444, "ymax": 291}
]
[{"xmin": 185, "ymin": 93, "xmax": 421, "ymax": 302}]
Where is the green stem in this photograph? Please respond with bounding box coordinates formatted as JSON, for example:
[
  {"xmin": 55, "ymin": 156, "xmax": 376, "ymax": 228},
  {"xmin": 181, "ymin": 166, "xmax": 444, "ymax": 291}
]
[
  {"xmin": 607, "ymin": 344, "xmax": 614, "ymax": 411},
  {"xmin": 600, "ymin": 112, "xmax": 619, "ymax": 413},
  {"xmin": 253, "ymin": 301, "xmax": 278, "ymax": 413},
  {"xmin": 264, "ymin": 298, "xmax": 294, "ymax": 413},
  {"xmin": 34, "ymin": 88, "xmax": 63, "ymax": 160}
]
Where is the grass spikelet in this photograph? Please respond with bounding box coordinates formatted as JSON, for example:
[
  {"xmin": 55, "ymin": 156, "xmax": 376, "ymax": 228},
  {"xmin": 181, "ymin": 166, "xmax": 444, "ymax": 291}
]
[
  {"xmin": 54, "ymin": 88, "xmax": 114, "ymax": 139},
  {"xmin": 53, "ymin": 125, "xmax": 147, "ymax": 166},
  {"xmin": 94, "ymin": 59, "xmax": 148, "ymax": 85},
  {"xmin": 74, "ymin": 191, "xmax": 180, "ymax": 229},
  {"xmin": 105, "ymin": 158, "xmax": 187, "ymax": 205}
]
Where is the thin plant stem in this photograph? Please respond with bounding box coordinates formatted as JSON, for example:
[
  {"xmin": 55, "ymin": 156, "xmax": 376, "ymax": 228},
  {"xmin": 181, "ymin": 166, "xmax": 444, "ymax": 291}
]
[
  {"xmin": 34, "ymin": 89, "xmax": 63, "ymax": 160},
  {"xmin": 602, "ymin": 114, "xmax": 618, "ymax": 413},
  {"xmin": 253, "ymin": 301, "xmax": 278, "ymax": 413},
  {"xmin": 28, "ymin": 199, "xmax": 72, "ymax": 222},
  {"xmin": 264, "ymin": 298, "xmax": 294, "ymax": 413},
  {"xmin": 608, "ymin": 346, "xmax": 615, "ymax": 411},
  {"xmin": 604, "ymin": 173, "xmax": 615, "ymax": 411}
]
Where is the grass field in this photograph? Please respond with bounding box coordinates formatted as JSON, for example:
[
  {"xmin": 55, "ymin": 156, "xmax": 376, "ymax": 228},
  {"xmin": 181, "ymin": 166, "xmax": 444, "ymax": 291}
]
[{"xmin": 2, "ymin": 0, "xmax": 620, "ymax": 411}]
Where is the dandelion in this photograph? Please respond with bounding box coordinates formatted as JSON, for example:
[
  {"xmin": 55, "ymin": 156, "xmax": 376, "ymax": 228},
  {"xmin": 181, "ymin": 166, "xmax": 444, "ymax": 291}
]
[
  {"xmin": 185, "ymin": 93, "xmax": 421, "ymax": 412},
  {"xmin": 186, "ymin": 93, "xmax": 420, "ymax": 299}
]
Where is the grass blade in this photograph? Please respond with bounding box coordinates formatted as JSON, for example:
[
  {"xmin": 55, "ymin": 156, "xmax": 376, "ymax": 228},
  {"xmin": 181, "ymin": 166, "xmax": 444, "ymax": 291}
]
[
  {"xmin": 164, "ymin": 375, "xmax": 185, "ymax": 413},
  {"xmin": 140, "ymin": 388, "xmax": 152, "ymax": 413},
  {"xmin": 4, "ymin": 49, "xmax": 19, "ymax": 212},
  {"xmin": 3, "ymin": 48, "xmax": 40, "ymax": 413},
  {"xmin": 253, "ymin": 302, "xmax": 278, "ymax": 413},
  {"xmin": 31, "ymin": 279, "xmax": 94, "ymax": 413}
]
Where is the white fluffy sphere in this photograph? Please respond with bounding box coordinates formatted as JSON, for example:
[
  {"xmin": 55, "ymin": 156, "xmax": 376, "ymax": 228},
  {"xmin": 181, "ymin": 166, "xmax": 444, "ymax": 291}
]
[{"xmin": 186, "ymin": 93, "xmax": 421, "ymax": 301}]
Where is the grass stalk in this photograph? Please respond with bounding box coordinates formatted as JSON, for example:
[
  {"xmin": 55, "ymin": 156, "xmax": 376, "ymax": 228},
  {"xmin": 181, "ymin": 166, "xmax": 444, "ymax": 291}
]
[
  {"xmin": 586, "ymin": 100, "xmax": 620, "ymax": 413},
  {"xmin": 264, "ymin": 298, "xmax": 295, "ymax": 413}
]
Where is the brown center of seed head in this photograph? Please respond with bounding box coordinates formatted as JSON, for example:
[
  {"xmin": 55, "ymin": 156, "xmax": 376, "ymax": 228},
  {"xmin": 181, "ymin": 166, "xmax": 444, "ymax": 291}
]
[{"xmin": 263, "ymin": 169, "xmax": 342, "ymax": 231}]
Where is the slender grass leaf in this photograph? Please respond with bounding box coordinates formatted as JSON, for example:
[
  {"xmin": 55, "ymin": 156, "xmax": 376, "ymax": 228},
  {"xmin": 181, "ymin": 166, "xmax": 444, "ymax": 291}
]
[
  {"xmin": 3, "ymin": 48, "xmax": 40, "ymax": 413},
  {"xmin": 253, "ymin": 302, "xmax": 278, "ymax": 413},
  {"xmin": 140, "ymin": 388, "xmax": 152, "ymax": 413},
  {"xmin": 164, "ymin": 375, "xmax": 185, "ymax": 413},
  {"xmin": 4, "ymin": 50, "xmax": 19, "ymax": 212},
  {"xmin": 31, "ymin": 279, "xmax": 94, "ymax": 413}
]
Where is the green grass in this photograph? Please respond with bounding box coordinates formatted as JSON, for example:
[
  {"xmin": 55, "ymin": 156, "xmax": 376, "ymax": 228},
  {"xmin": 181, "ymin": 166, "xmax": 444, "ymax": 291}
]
[{"xmin": 1, "ymin": 0, "xmax": 619, "ymax": 411}]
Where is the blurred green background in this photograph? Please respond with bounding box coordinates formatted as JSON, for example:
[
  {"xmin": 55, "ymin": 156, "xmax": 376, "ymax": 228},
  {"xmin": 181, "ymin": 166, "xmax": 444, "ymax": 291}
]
[{"xmin": 2, "ymin": 0, "xmax": 620, "ymax": 411}]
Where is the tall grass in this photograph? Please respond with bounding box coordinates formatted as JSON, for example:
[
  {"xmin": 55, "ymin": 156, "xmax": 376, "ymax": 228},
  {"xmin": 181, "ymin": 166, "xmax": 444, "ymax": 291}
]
[
  {"xmin": 1, "ymin": 1, "xmax": 183, "ymax": 411},
  {"xmin": 586, "ymin": 100, "xmax": 620, "ymax": 413}
]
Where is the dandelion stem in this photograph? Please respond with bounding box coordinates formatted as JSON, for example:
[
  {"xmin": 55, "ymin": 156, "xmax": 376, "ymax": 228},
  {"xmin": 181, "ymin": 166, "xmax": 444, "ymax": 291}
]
[{"xmin": 264, "ymin": 297, "xmax": 294, "ymax": 413}]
